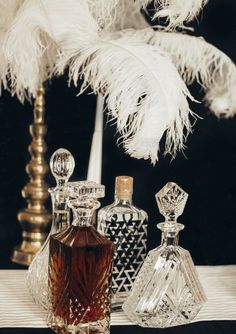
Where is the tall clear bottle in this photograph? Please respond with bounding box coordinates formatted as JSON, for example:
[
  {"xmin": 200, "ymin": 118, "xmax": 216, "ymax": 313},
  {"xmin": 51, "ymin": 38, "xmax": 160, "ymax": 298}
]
[
  {"xmin": 27, "ymin": 148, "xmax": 75, "ymax": 309},
  {"xmin": 97, "ymin": 176, "xmax": 148, "ymax": 310},
  {"xmin": 123, "ymin": 182, "xmax": 207, "ymax": 328},
  {"xmin": 47, "ymin": 181, "xmax": 113, "ymax": 334}
]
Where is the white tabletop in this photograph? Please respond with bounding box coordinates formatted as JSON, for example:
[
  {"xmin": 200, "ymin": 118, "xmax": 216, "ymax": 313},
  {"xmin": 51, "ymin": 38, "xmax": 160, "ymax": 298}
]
[{"xmin": 0, "ymin": 266, "xmax": 236, "ymax": 327}]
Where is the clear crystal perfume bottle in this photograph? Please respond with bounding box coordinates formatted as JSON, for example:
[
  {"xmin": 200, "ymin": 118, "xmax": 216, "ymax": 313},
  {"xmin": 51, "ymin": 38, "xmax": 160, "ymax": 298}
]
[
  {"xmin": 97, "ymin": 176, "xmax": 148, "ymax": 310},
  {"xmin": 47, "ymin": 181, "xmax": 113, "ymax": 334},
  {"xmin": 123, "ymin": 182, "xmax": 207, "ymax": 328},
  {"xmin": 27, "ymin": 148, "xmax": 75, "ymax": 309}
]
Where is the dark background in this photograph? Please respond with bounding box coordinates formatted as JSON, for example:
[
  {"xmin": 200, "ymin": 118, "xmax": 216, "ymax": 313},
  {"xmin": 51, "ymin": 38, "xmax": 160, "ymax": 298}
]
[{"xmin": 0, "ymin": 0, "xmax": 236, "ymax": 268}]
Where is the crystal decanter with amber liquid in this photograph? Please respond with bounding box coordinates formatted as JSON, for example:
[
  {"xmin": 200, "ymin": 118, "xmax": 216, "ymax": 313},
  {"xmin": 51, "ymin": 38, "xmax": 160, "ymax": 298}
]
[
  {"xmin": 48, "ymin": 181, "xmax": 113, "ymax": 334},
  {"xmin": 97, "ymin": 176, "xmax": 148, "ymax": 310},
  {"xmin": 27, "ymin": 148, "xmax": 75, "ymax": 309},
  {"xmin": 123, "ymin": 182, "xmax": 207, "ymax": 328}
]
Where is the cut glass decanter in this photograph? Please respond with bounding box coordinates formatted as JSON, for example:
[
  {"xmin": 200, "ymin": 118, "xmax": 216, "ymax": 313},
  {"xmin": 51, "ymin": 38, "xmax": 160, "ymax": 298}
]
[
  {"xmin": 98, "ymin": 176, "xmax": 148, "ymax": 310},
  {"xmin": 123, "ymin": 182, "xmax": 207, "ymax": 328},
  {"xmin": 27, "ymin": 148, "xmax": 75, "ymax": 309},
  {"xmin": 47, "ymin": 181, "xmax": 113, "ymax": 334}
]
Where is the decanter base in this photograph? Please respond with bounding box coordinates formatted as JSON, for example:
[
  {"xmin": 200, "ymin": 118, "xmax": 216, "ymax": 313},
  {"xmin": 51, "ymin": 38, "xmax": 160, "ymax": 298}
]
[
  {"xmin": 123, "ymin": 302, "xmax": 203, "ymax": 328},
  {"xmin": 48, "ymin": 315, "xmax": 110, "ymax": 334}
]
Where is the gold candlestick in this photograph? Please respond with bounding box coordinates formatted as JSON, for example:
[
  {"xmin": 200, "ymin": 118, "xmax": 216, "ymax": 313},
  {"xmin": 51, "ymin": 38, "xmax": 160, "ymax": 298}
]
[{"xmin": 12, "ymin": 85, "xmax": 51, "ymax": 266}]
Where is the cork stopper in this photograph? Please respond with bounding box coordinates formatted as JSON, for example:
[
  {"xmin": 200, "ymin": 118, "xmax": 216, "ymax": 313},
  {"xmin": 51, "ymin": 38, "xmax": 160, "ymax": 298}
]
[{"xmin": 115, "ymin": 176, "xmax": 133, "ymax": 200}]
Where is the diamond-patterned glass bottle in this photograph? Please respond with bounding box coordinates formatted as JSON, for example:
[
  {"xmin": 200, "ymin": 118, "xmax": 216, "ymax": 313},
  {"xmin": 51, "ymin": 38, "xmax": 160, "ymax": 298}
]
[
  {"xmin": 123, "ymin": 182, "xmax": 207, "ymax": 328},
  {"xmin": 97, "ymin": 176, "xmax": 148, "ymax": 310},
  {"xmin": 47, "ymin": 181, "xmax": 113, "ymax": 334},
  {"xmin": 27, "ymin": 148, "xmax": 75, "ymax": 309}
]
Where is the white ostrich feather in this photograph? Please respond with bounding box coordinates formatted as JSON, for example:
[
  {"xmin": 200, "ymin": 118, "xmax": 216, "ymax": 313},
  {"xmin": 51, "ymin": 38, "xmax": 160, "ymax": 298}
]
[
  {"xmin": 138, "ymin": 0, "xmax": 208, "ymax": 28},
  {"xmin": 109, "ymin": 0, "xmax": 149, "ymax": 31},
  {"xmin": 150, "ymin": 31, "xmax": 236, "ymax": 117},
  {"xmin": 59, "ymin": 36, "xmax": 194, "ymax": 164},
  {"xmin": 87, "ymin": 0, "xmax": 149, "ymax": 31},
  {"xmin": 119, "ymin": 29, "xmax": 236, "ymax": 118},
  {"xmin": 0, "ymin": 0, "xmax": 24, "ymax": 92},
  {"xmin": 3, "ymin": 0, "xmax": 98, "ymax": 99},
  {"xmin": 87, "ymin": 0, "xmax": 119, "ymax": 30}
]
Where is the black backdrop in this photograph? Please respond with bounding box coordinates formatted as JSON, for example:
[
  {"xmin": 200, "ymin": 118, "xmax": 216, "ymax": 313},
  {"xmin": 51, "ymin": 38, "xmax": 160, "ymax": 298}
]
[{"xmin": 0, "ymin": 0, "xmax": 236, "ymax": 268}]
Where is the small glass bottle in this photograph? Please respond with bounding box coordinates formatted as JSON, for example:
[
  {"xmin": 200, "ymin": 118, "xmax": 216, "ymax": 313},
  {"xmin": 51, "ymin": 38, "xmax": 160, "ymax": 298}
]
[
  {"xmin": 97, "ymin": 176, "xmax": 148, "ymax": 310},
  {"xmin": 123, "ymin": 182, "xmax": 207, "ymax": 328},
  {"xmin": 47, "ymin": 181, "xmax": 114, "ymax": 334},
  {"xmin": 27, "ymin": 148, "xmax": 75, "ymax": 309}
]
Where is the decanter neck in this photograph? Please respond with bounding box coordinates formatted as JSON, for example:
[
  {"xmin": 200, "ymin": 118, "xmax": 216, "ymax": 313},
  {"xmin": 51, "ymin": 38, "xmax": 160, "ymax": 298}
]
[
  {"xmin": 72, "ymin": 208, "xmax": 96, "ymax": 227},
  {"xmin": 161, "ymin": 232, "xmax": 179, "ymax": 247},
  {"xmin": 157, "ymin": 220, "xmax": 184, "ymax": 247},
  {"xmin": 49, "ymin": 187, "xmax": 70, "ymax": 233},
  {"xmin": 114, "ymin": 196, "xmax": 132, "ymax": 206}
]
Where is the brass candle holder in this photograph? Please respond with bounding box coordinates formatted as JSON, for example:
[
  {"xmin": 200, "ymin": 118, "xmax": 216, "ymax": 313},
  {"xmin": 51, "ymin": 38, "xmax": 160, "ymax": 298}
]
[{"xmin": 11, "ymin": 86, "xmax": 51, "ymax": 266}]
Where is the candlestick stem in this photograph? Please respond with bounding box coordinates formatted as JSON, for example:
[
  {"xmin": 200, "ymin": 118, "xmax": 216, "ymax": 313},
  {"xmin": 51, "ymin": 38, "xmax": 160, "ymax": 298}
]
[{"xmin": 12, "ymin": 85, "xmax": 51, "ymax": 266}]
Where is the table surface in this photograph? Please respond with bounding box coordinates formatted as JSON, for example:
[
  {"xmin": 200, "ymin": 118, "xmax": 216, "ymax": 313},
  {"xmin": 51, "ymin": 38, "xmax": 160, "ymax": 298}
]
[{"xmin": 0, "ymin": 266, "xmax": 236, "ymax": 333}]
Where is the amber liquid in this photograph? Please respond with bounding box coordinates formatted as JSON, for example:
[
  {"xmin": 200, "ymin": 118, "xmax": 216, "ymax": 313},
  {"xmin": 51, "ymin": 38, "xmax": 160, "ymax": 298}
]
[{"xmin": 48, "ymin": 225, "xmax": 113, "ymax": 331}]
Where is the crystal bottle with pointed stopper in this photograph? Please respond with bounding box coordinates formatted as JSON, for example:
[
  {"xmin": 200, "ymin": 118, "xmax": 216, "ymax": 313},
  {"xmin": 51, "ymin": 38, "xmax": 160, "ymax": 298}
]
[
  {"xmin": 97, "ymin": 176, "xmax": 148, "ymax": 310},
  {"xmin": 123, "ymin": 182, "xmax": 207, "ymax": 328},
  {"xmin": 47, "ymin": 181, "xmax": 113, "ymax": 334},
  {"xmin": 27, "ymin": 148, "xmax": 75, "ymax": 309}
]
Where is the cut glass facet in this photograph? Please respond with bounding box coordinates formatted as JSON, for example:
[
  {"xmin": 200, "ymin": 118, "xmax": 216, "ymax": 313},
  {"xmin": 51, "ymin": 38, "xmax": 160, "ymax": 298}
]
[
  {"xmin": 47, "ymin": 181, "xmax": 113, "ymax": 334},
  {"xmin": 98, "ymin": 176, "xmax": 148, "ymax": 310},
  {"xmin": 27, "ymin": 148, "xmax": 75, "ymax": 309},
  {"xmin": 123, "ymin": 182, "xmax": 206, "ymax": 328}
]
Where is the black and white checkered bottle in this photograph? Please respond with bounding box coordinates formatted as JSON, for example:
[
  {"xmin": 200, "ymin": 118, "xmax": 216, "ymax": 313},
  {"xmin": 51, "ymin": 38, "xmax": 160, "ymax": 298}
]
[{"xmin": 97, "ymin": 176, "xmax": 148, "ymax": 311}]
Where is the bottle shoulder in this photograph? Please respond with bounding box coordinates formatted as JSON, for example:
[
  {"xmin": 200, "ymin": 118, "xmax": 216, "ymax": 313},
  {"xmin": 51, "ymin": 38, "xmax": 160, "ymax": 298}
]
[
  {"xmin": 98, "ymin": 202, "xmax": 148, "ymax": 221},
  {"xmin": 50, "ymin": 225, "xmax": 113, "ymax": 248},
  {"xmin": 146, "ymin": 245, "xmax": 192, "ymax": 265}
]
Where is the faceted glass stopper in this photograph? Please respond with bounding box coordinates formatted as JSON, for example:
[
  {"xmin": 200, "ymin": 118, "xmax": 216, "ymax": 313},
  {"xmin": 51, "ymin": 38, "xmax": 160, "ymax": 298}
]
[
  {"xmin": 155, "ymin": 182, "xmax": 188, "ymax": 220},
  {"xmin": 67, "ymin": 180, "xmax": 105, "ymax": 199},
  {"xmin": 50, "ymin": 148, "xmax": 75, "ymax": 186}
]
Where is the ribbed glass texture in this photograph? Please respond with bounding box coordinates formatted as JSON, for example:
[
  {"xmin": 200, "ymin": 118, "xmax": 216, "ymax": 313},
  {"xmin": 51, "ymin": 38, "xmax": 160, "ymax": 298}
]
[
  {"xmin": 27, "ymin": 188, "xmax": 69, "ymax": 309},
  {"xmin": 122, "ymin": 245, "xmax": 207, "ymax": 327}
]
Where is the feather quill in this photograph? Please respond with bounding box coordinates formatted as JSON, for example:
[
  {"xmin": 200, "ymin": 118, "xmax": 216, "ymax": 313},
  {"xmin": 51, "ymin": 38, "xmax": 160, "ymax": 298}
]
[
  {"xmin": 58, "ymin": 36, "xmax": 194, "ymax": 164},
  {"xmin": 3, "ymin": 0, "xmax": 98, "ymax": 99},
  {"xmin": 138, "ymin": 0, "xmax": 208, "ymax": 28}
]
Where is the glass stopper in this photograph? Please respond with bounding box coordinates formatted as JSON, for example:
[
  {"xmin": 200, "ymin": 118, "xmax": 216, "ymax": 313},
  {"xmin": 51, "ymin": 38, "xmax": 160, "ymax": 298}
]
[
  {"xmin": 155, "ymin": 182, "xmax": 188, "ymax": 221},
  {"xmin": 50, "ymin": 148, "xmax": 75, "ymax": 187},
  {"xmin": 67, "ymin": 180, "xmax": 105, "ymax": 199}
]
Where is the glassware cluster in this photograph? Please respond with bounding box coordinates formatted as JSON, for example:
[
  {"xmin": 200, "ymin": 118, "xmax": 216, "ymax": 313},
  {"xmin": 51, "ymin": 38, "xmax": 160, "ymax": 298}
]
[{"xmin": 27, "ymin": 149, "xmax": 206, "ymax": 333}]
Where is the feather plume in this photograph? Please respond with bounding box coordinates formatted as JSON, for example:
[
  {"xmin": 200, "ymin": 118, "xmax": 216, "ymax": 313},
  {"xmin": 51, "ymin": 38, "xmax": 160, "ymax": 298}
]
[
  {"xmin": 0, "ymin": 0, "xmax": 24, "ymax": 92},
  {"xmin": 150, "ymin": 31, "xmax": 236, "ymax": 117},
  {"xmin": 87, "ymin": 0, "xmax": 149, "ymax": 31},
  {"xmin": 118, "ymin": 29, "xmax": 236, "ymax": 117},
  {"xmin": 108, "ymin": 0, "xmax": 149, "ymax": 31},
  {"xmin": 138, "ymin": 0, "xmax": 208, "ymax": 28},
  {"xmin": 87, "ymin": 0, "xmax": 119, "ymax": 30},
  {"xmin": 3, "ymin": 0, "xmax": 98, "ymax": 99},
  {"xmin": 58, "ymin": 35, "xmax": 194, "ymax": 164}
]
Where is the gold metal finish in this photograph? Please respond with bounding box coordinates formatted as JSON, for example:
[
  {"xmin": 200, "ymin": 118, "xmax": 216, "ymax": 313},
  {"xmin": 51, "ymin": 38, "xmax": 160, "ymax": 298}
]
[{"xmin": 12, "ymin": 86, "xmax": 51, "ymax": 266}]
